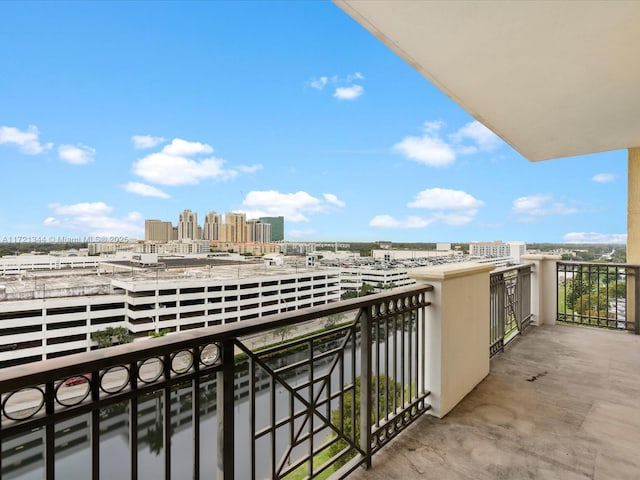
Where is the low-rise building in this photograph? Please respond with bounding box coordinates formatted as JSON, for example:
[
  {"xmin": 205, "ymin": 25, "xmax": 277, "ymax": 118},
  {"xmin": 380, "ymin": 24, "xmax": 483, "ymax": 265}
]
[{"xmin": 0, "ymin": 263, "xmax": 340, "ymax": 368}]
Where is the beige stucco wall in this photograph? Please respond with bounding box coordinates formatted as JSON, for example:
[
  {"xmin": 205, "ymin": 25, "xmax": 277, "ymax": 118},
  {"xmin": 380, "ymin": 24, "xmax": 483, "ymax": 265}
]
[{"xmin": 410, "ymin": 262, "xmax": 493, "ymax": 417}]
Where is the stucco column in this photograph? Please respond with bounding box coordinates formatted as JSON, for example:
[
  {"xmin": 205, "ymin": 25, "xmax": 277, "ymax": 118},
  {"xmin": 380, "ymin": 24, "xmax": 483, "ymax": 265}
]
[
  {"xmin": 628, "ymin": 148, "xmax": 640, "ymax": 263},
  {"xmin": 627, "ymin": 148, "xmax": 640, "ymax": 329},
  {"xmin": 521, "ymin": 255, "xmax": 561, "ymax": 326},
  {"xmin": 409, "ymin": 262, "xmax": 494, "ymax": 418}
]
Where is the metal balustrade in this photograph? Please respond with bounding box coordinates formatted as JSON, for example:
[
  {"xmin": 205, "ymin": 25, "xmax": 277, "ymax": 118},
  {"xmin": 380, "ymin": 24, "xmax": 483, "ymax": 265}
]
[
  {"xmin": 0, "ymin": 284, "xmax": 432, "ymax": 480},
  {"xmin": 557, "ymin": 261, "xmax": 640, "ymax": 333},
  {"xmin": 489, "ymin": 265, "xmax": 532, "ymax": 357}
]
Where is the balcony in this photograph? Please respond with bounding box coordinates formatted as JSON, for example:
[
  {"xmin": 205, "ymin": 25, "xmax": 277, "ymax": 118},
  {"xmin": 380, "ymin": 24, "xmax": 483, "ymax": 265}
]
[
  {"xmin": 1, "ymin": 258, "xmax": 639, "ymax": 479},
  {"xmin": 349, "ymin": 322, "xmax": 640, "ymax": 480}
]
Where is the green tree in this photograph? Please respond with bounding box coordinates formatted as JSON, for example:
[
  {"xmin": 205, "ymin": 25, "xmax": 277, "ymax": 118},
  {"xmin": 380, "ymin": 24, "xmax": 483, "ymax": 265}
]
[
  {"xmin": 91, "ymin": 326, "xmax": 133, "ymax": 348},
  {"xmin": 324, "ymin": 312, "xmax": 346, "ymax": 329},
  {"xmin": 148, "ymin": 328, "xmax": 170, "ymax": 338},
  {"xmin": 328, "ymin": 374, "xmax": 404, "ymax": 469},
  {"xmin": 273, "ymin": 325, "xmax": 295, "ymax": 343},
  {"xmin": 341, "ymin": 291, "xmax": 358, "ymax": 300},
  {"xmin": 359, "ymin": 284, "xmax": 375, "ymax": 296}
]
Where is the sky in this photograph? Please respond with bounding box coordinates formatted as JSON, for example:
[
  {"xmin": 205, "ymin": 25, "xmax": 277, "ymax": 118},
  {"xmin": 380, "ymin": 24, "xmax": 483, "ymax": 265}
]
[{"xmin": 0, "ymin": 1, "xmax": 627, "ymax": 245}]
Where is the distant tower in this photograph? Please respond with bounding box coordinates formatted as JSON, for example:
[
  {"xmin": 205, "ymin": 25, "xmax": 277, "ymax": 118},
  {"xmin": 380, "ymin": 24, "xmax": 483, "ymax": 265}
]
[
  {"xmin": 203, "ymin": 211, "xmax": 222, "ymax": 240},
  {"xmin": 259, "ymin": 216, "xmax": 284, "ymax": 241},
  {"xmin": 224, "ymin": 212, "xmax": 247, "ymax": 243},
  {"xmin": 178, "ymin": 209, "xmax": 199, "ymax": 240},
  {"xmin": 145, "ymin": 219, "xmax": 174, "ymax": 242},
  {"xmin": 247, "ymin": 219, "xmax": 272, "ymax": 243}
]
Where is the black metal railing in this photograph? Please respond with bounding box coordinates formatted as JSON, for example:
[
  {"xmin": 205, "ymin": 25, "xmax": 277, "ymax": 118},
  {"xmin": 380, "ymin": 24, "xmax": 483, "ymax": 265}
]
[
  {"xmin": 557, "ymin": 262, "xmax": 640, "ymax": 333},
  {"xmin": 489, "ymin": 265, "xmax": 532, "ymax": 357},
  {"xmin": 0, "ymin": 284, "xmax": 432, "ymax": 480}
]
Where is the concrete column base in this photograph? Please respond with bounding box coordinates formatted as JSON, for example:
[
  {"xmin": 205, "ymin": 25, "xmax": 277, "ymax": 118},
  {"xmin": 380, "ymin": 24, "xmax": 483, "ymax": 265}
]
[{"xmin": 409, "ymin": 262, "xmax": 494, "ymax": 418}]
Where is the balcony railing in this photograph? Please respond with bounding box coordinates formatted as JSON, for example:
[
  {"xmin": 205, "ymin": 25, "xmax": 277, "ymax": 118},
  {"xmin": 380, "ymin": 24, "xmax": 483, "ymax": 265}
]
[
  {"xmin": 557, "ymin": 261, "xmax": 640, "ymax": 333},
  {"xmin": 0, "ymin": 285, "xmax": 432, "ymax": 480},
  {"xmin": 489, "ymin": 264, "xmax": 532, "ymax": 357}
]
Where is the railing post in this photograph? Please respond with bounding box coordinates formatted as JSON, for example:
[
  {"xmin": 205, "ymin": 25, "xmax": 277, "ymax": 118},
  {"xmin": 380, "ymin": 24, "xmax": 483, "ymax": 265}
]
[
  {"xmin": 359, "ymin": 307, "xmax": 372, "ymax": 469},
  {"xmin": 217, "ymin": 340, "xmax": 235, "ymax": 480},
  {"xmin": 635, "ymin": 267, "xmax": 640, "ymax": 335},
  {"xmin": 521, "ymin": 255, "xmax": 561, "ymax": 326}
]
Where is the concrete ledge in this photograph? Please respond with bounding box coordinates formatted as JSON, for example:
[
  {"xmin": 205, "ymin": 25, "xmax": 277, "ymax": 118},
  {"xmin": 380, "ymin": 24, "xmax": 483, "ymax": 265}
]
[
  {"xmin": 408, "ymin": 262, "xmax": 496, "ymax": 282},
  {"xmin": 521, "ymin": 254, "xmax": 562, "ymax": 261}
]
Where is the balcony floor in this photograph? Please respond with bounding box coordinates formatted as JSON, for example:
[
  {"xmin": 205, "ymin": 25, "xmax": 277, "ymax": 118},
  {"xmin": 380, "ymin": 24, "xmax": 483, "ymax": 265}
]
[{"xmin": 350, "ymin": 323, "xmax": 640, "ymax": 480}]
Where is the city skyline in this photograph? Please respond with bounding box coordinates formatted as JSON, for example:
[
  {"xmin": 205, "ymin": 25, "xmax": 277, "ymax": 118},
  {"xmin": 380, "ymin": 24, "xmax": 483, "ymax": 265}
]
[
  {"xmin": 0, "ymin": 1, "xmax": 626, "ymax": 244},
  {"xmin": 145, "ymin": 209, "xmax": 282, "ymax": 243}
]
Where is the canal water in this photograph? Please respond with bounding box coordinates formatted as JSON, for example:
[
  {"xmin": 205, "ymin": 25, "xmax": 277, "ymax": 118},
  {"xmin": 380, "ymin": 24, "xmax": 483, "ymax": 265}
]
[{"xmin": 2, "ymin": 325, "xmax": 418, "ymax": 479}]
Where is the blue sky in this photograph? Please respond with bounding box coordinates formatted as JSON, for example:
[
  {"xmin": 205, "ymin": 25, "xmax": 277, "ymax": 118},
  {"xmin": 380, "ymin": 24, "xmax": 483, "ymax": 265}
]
[{"xmin": 0, "ymin": 1, "xmax": 627, "ymax": 244}]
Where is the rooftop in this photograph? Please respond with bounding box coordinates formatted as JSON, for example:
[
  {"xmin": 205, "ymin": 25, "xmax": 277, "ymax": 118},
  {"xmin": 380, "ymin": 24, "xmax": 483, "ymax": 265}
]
[
  {"xmin": 0, "ymin": 261, "xmax": 330, "ymax": 300},
  {"xmin": 348, "ymin": 324, "xmax": 640, "ymax": 479}
]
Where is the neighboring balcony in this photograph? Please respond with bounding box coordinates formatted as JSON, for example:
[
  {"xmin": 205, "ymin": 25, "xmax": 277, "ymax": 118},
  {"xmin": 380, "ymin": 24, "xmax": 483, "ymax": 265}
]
[{"xmin": 1, "ymin": 259, "xmax": 639, "ymax": 479}]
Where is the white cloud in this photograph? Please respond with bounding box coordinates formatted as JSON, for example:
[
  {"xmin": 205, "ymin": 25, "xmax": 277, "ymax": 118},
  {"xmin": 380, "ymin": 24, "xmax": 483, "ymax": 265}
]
[
  {"xmin": 512, "ymin": 194, "xmax": 579, "ymax": 219},
  {"xmin": 393, "ymin": 121, "xmax": 456, "ymax": 167},
  {"xmin": 132, "ymin": 137, "xmax": 245, "ymax": 186},
  {"xmin": 162, "ymin": 138, "xmax": 213, "ymax": 156},
  {"xmin": 323, "ymin": 193, "xmax": 346, "ymax": 207},
  {"xmin": 433, "ymin": 210, "xmax": 480, "ymax": 226},
  {"xmin": 240, "ymin": 190, "xmax": 344, "ymax": 223},
  {"xmin": 58, "ymin": 144, "xmax": 96, "ymax": 165},
  {"xmin": 44, "ymin": 202, "xmax": 143, "ymax": 238},
  {"xmin": 124, "ymin": 182, "xmax": 170, "ymax": 199},
  {"xmin": 0, "ymin": 125, "xmax": 53, "ymax": 155},
  {"xmin": 449, "ymin": 121, "xmax": 501, "ymax": 152},
  {"xmin": 134, "ymin": 153, "xmax": 232, "ymax": 185},
  {"xmin": 592, "ymin": 173, "xmax": 615, "ymax": 183},
  {"xmin": 563, "ymin": 232, "xmax": 627, "ymax": 244},
  {"xmin": 407, "ymin": 188, "xmax": 483, "ymax": 210},
  {"xmin": 289, "ymin": 228, "xmax": 317, "ymax": 238},
  {"xmin": 49, "ymin": 202, "xmax": 112, "ymax": 215},
  {"xmin": 310, "ymin": 76, "xmax": 328, "ymax": 90},
  {"xmin": 132, "ymin": 135, "xmax": 166, "ymax": 150},
  {"xmin": 371, "ymin": 187, "xmax": 483, "ymax": 229},
  {"xmin": 237, "ymin": 164, "xmax": 263, "ymax": 173},
  {"xmin": 369, "ymin": 215, "xmax": 433, "ymax": 229},
  {"xmin": 394, "ymin": 120, "xmax": 503, "ymax": 167},
  {"xmin": 43, "ymin": 217, "xmax": 60, "ymax": 226},
  {"xmin": 334, "ymin": 85, "xmax": 364, "ymax": 100},
  {"xmin": 311, "ymin": 72, "xmax": 366, "ymax": 101}
]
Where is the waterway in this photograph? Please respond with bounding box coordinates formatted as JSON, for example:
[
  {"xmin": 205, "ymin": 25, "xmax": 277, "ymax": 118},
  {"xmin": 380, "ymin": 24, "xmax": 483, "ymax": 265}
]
[{"xmin": 2, "ymin": 324, "xmax": 419, "ymax": 479}]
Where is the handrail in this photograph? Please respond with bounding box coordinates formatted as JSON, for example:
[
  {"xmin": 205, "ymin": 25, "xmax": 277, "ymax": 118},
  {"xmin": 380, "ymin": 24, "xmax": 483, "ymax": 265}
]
[
  {"xmin": 0, "ymin": 283, "xmax": 434, "ymax": 480},
  {"xmin": 0, "ymin": 284, "xmax": 432, "ymax": 392}
]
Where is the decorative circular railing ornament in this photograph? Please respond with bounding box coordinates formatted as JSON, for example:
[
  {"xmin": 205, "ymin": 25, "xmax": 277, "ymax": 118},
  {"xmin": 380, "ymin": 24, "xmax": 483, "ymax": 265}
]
[
  {"xmin": 171, "ymin": 350, "xmax": 194, "ymax": 374},
  {"xmin": 379, "ymin": 302, "xmax": 387, "ymax": 315},
  {"xmin": 199, "ymin": 343, "xmax": 220, "ymax": 366},
  {"xmin": 388, "ymin": 300, "xmax": 395, "ymax": 313},
  {"xmin": 100, "ymin": 365, "xmax": 130, "ymax": 394},
  {"xmin": 3, "ymin": 387, "xmax": 45, "ymax": 421},
  {"xmin": 55, "ymin": 375, "xmax": 91, "ymax": 407},
  {"xmin": 138, "ymin": 357, "xmax": 164, "ymax": 384},
  {"xmin": 404, "ymin": 297, "xmax": 410, "ymax": 308}
]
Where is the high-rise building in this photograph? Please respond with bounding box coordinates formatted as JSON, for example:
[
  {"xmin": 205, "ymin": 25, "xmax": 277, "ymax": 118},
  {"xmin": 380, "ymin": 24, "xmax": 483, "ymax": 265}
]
[
  {"xmin": 223, "ymin": 212, "xmax": 247, "ymax": 243},
  {"xmin": 145, "ymin": 219, "xmax": 174, "ymax": 242},
  {"xmin": 259, "ymin": 216, "xmax": 284, "ymax": 241},
  {"xmin": 203, "ymin": 211, "xmax": 222, "ymax": 240},
  {"xmin": 247, "ymin": 219, "xmax": 272, "ymax": 243},
  {"xmin": 178, "ymin": 209, "xmax": 199, "ymax": 240}
]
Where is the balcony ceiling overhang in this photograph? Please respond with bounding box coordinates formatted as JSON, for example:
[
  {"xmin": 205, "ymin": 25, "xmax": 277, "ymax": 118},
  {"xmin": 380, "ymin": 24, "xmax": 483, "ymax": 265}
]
[{"xmin": 335, "ymin": 0, "xmax": 640, "ymax": 161}]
